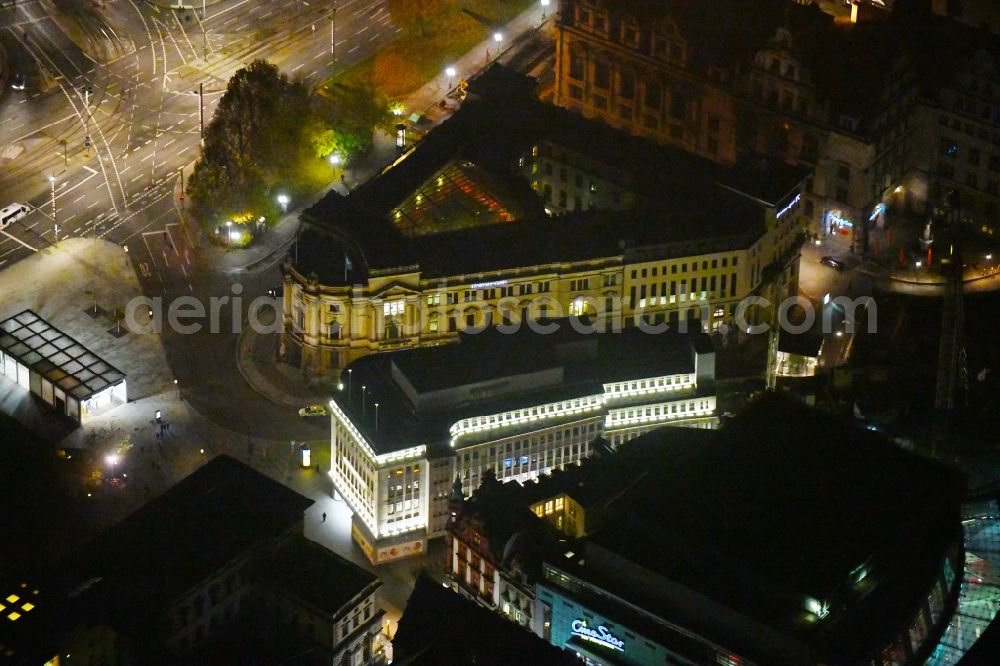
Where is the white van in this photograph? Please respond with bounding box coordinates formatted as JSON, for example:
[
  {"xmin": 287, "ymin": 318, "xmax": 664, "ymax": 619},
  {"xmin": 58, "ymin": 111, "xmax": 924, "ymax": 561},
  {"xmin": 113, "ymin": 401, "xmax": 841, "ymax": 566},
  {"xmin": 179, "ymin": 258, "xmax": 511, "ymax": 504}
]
[{"xmin": 0, "ymin": 204, "xmax": 30, "ymax": 229}]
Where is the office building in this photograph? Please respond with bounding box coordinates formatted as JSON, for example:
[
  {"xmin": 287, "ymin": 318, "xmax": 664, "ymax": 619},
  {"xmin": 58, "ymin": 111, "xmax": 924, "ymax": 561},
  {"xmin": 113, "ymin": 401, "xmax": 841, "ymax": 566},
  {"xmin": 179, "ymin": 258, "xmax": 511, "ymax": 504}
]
[{"xmin": 329, "ymin": 323, "xmax": 717, "ymax": 564}]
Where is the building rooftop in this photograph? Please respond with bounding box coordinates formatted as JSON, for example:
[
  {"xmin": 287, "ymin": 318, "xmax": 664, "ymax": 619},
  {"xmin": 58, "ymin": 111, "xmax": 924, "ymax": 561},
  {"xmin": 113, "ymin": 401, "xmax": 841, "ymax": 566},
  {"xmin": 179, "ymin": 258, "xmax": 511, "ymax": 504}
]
[
  {"xmin": 559, "ymin": 0, "xmax": 1000, "ymax": 133},
  {"xmin": 451, "ymin": 472, "xmax": 549, "ymax": 576},
  {"xmin": 551, "ymin": 393, "xmax": 965, "ymax": 664},
  {"xmin": 333, "ymin": 323, "xmax": 709, "ymax": 456},
  {"xmin": 0, "ymin": 310, "xmax": 125, "ymax": 401},
  {"xmin": 64, "ymin": 455, "xmax": 313, "ymax": 633},
  {"xmin": 777, "ymin": 330, "xmax": 824, "ymax": 357},
  {"xmin": 392, "ymin": 572, "xmax": 579, "ymax": 666},
  {"xmin": 252, "ymin": 535, "xmax": 379, "ymax": 618},
  {"xmin": 296, "ymin": 67, "xmax": 806, "ymax": 284}
]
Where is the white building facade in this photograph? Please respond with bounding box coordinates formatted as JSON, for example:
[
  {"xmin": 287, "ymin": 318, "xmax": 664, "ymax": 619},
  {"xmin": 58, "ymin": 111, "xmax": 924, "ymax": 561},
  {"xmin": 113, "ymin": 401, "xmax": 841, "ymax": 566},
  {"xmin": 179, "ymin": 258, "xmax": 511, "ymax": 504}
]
[{"xmin": 329, "ymin": 334, "xmax": 716, "ymax": 565}]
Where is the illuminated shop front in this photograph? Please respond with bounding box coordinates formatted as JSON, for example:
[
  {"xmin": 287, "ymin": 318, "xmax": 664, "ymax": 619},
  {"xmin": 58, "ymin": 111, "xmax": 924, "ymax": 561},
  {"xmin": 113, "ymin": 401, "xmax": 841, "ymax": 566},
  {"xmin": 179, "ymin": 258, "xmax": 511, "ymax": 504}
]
[
  {"xmin": 535, "ymin": 568, "xmax": 720, "ymax": 666},
  {"xmin": 530, "ymin": 397, "xmax": 965, "ymax": 666},
  {"xmin": 537, "ymin": 587, "xmax": 638, "ymax": 665},
  {"xmin": 826, "ymin": 210, "xmax": 855, "ymax": 237}
]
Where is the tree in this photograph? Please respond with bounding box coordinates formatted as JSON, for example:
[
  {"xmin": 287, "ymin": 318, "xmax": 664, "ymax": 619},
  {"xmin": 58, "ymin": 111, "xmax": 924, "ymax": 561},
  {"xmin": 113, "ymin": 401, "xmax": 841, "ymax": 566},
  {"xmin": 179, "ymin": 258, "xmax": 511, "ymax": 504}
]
[
  {"xmin": 188, "ymin": 60, "xmax": 309, "ymax": 223},
  {"xmin": 308, "ymin": 128, "xmax": 365, "ymax": 162},
  {"xmin": 333, "ymin": 82, "xmax": 393, "ymax": 135}
]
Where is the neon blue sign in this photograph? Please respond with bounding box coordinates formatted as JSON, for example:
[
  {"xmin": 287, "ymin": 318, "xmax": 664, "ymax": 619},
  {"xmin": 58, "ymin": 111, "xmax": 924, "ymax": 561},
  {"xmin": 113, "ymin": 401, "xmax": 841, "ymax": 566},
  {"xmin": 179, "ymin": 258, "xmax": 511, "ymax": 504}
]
[
  {"xmin": 777, "ymin": 193, "xmax": 802, "ymax": 219},
  {"xmin": 571, "ymin": 620, "xmax": 625, "ymax": 652},
  {"xmin": 828, "ymin": 213, "xmax": 853, "ymax": 228}
]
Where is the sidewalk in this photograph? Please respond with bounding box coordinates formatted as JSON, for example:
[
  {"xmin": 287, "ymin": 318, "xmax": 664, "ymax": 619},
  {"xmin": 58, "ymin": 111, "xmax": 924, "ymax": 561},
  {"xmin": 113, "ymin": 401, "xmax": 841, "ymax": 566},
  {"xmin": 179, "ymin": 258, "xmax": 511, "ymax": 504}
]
[
  {"xmin": 236, "ymin": 309, "xmax": 330, "ymax": 410},
  {"xmin": 400, "ymin": 3, "xmax": 547, "ymax": 119},
  {"xmin": 230, "ymin": 4, "xmax": 547, "ymax": 410}
]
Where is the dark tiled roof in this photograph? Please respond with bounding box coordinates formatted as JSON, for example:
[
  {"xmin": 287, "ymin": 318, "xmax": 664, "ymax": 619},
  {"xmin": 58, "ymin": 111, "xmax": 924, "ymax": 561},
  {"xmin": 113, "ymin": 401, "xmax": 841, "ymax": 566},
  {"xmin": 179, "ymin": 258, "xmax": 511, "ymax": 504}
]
[
  {"xmin": 334, "ymin": 324, "xmax": 707, "ymax": 455},
  {"xmin": 297, "ymin": 67, "xmax": 796, "ymax": 283},
  {"xmin": 454, "ymin": 474, "xmax": 548, "ymax": 570},
  {"xmin": 392, "ymin": 573, "xmax": 579, "ymax": 666},
  {"xmin": 571, "ymin": 393, "xmax": 965, "ymax": 664},
  {"xmin": 252, "ymin": 536, "xmax": 378, "ymax": 617},
  {"xmin": 777, "ymin": 330, "xmax": 824, "ymax": 357},
  {"xmin": 65, "ymin": 456, "xmax": 313, "ymax": 633}
]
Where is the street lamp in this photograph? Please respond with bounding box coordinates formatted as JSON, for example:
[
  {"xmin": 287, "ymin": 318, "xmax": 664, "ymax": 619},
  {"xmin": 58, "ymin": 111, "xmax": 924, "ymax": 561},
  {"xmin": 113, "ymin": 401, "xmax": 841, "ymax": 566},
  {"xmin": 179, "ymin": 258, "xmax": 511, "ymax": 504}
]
[
  {"xmin": 106, "ymin": 453, "xmax": 119, "ymax": 478},
  {"xmin": 277, "ymin": 193, "xmax": 290, "ymax": 213},
  {"xmin": 488, "ymin": 31, "xmax": 503, "ymax": 65},
  {"xmin": 329, "ymin": 153, "xmax": 341, "ymax": 166},
  {"xmin": 445, "ymin": 65, "xmax": 457, "ymax": 89},
  {"xmin": 374, "ymin": 402, "xmax": 380, "ymax": 434},
  {"xmin": 541, "ymin": 0, "xmax": 550, "ymax": 20},
  {"xmin": 49, "ymin": 174, "xmax": 58, "ymax": 242},
  {"xmin": 225, "ymin": 220, "xmax": 233, "ymax": 247}
]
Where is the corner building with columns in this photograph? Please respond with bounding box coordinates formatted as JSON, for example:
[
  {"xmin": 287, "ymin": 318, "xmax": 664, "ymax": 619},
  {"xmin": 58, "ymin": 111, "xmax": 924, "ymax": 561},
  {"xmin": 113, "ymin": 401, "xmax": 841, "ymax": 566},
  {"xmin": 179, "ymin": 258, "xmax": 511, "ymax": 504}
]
[{"xmin": 281, "ymin": 67, "xmax": 807, "ymax": 379}]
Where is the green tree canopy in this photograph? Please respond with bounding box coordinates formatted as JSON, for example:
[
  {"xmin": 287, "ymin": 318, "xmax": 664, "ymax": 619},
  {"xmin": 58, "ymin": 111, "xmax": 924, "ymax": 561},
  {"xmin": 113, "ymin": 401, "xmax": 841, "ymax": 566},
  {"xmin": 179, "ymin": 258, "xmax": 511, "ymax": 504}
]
[{"xmin": 189, "ymin": 60, "xmax": 309, "ymax": 221}]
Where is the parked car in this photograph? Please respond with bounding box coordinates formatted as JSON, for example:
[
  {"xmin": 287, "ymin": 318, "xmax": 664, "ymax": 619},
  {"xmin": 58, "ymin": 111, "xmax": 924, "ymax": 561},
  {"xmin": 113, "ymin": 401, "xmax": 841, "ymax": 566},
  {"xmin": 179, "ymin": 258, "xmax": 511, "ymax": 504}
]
[
  {"xmin": 0, "ymin": 203, "xmax": 30, "ymax": 229},
  {"xmin": 820, "ymin": 255, "xmax": 845, "ymax": 271},
  {"xmin": 298, "ymin": 404, "xmax": 328, "ymax": 418}
]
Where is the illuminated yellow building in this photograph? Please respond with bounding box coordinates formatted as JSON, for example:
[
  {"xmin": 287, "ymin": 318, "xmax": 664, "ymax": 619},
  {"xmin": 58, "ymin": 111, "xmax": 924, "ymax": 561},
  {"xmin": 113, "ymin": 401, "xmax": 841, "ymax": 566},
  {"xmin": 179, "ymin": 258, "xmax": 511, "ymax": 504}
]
[
  {"xmin": 531, "ymin": 493, "xmax": 586, "ymax": 539},
  {"xmin": 282, "ymin": 67, "xmax": 806, "ymax": 379}
]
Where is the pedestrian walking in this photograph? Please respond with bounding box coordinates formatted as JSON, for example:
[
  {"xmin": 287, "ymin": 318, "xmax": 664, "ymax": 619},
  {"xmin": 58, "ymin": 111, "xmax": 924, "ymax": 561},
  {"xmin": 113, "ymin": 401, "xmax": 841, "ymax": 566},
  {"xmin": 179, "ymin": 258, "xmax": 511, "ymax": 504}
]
[{"xmin": 322, "ymin": 512, "xmax": 327, "ymax": 523}]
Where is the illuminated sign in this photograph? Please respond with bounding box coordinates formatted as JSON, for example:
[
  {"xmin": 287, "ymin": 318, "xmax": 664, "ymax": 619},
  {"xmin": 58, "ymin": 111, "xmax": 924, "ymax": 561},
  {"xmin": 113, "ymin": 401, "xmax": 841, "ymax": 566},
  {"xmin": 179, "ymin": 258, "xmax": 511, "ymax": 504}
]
[
  {"xmin": 571, "ymin": 620, "xmax": 625, "ymax": 652},
  {"xmin": 776, "ymin": 193, "xmax": 802, "ymax": 219},
  {"xmin": 828, "ymin": 213, "xmax": 853, "ymax": 228},
  {"xmin": 868, "ymin": 203, "xmax": 886, "ymax": 221},
  {"xmin": 470, "ymin": 279, "xmax": 508, "ymax": 290}
]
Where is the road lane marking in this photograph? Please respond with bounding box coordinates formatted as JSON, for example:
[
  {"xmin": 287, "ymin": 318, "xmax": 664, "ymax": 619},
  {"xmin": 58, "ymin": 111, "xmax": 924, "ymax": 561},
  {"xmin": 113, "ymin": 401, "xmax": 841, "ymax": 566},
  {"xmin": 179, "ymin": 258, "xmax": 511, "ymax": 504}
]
[
  {"xmin": 206, "ymin": 0, "xmax": 255, "ymax": 22},
  {"xmin": 1, "ymin": 230, "xmax": 37, "ymax": 252}
]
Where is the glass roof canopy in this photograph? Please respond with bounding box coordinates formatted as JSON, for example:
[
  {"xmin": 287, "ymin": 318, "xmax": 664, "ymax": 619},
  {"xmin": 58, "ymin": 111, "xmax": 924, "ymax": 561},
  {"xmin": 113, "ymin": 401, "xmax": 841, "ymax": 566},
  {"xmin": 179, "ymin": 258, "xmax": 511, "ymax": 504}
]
[
  {"xmin": 925, "ymin": 501, "xmax": 1000, "ymax": 665},
  {"xmin": 0, "ymin": 310, "xmax": 125, "ymax": 401},
  {"xmin": 392, "ymin": 160, "xmax": 526, "ymax": 237}
]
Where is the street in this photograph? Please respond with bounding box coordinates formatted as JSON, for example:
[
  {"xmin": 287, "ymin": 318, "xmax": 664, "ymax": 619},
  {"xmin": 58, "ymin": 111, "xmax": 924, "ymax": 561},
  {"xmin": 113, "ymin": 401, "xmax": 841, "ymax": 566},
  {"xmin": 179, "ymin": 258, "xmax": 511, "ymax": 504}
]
[
  {"xmin": 0, "ymin": 0, "xmax": 549, "ymax": 631},
  {"xmin": 0, "ymin": 0, "xmax": 398, "ymax": 269}
]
